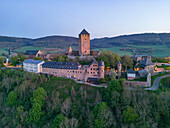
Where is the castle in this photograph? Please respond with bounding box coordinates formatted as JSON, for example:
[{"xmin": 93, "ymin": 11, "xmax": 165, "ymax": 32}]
[
  {"xmin": 68, "ymin": 29, "xmax": 100, "ymax": 58},
  {"xmin": 41, "ymin": 59, "xmax": 104, "ymax": 82}
]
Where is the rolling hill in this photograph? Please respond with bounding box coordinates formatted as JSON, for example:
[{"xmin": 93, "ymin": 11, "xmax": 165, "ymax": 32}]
[{"xmin": 0, "ymin": 33, "xmax": 170, "ymax": 57}]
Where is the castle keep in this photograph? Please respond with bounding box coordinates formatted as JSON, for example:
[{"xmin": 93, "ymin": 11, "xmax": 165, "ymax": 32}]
[
  {"xmin": 79, "ymin": 29, "xmax": 90, "ymax": 55},
  {"xmin": 68, "ymin": 29, "xmax": 100, "ymax": 57}
]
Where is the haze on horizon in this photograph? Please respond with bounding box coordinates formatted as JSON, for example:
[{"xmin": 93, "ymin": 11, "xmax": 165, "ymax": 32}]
[{"xmin": 0, "ymin": 0, "xmax": 170, "ymax": 39}]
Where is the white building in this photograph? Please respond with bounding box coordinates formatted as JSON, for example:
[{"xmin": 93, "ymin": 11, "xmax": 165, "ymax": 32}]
[
  {"xmin": 23, "ymin": 59, "xmax": 44, "ymax": 73},
  {"xmin": 127, "ymin": 70, "xmax": 136, "ymax": 80}
]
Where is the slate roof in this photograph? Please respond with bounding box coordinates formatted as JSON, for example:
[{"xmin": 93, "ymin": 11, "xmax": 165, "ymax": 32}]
[
  {"xmin": 25, "ymin": 50, "xmax": 40, "ymax": 55},
  {"xmin": 42, "ymin": 61, "xmax": 79, "ymax": 69},
  {"xmin": 79, "ymin": 29, "xmax": 90, "ymax": 35},
  {"xmin": 23, "ymin": 59, "xmax": 44, "ymax": 64},
  {"xmin": 127, "ymin": 70, "xmax": 136, "ymax": 74},
  {"xmin": 138, "ymin": 69, "xmax": 148, "ymax": 77},
  {"xmin": 140, "ymin": 57, "xmax": 154, "ymax": 66}
]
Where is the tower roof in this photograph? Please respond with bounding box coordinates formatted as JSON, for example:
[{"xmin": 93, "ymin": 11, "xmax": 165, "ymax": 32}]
[
  {"xmin": 99, "ymin": 60, "xmax": 104, "ymax": 66},
  {"xmin": 117, "ymin": 61, "xmax": 121, "ymax": 65},
  {"xmin": 79, "ymin": 29, "xmax": 90, "ymax": 35}
]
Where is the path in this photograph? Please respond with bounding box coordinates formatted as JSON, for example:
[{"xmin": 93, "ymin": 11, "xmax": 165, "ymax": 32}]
[{"xmin": 145, "ymin": 74, "xmax": 170, "ymax": 91}]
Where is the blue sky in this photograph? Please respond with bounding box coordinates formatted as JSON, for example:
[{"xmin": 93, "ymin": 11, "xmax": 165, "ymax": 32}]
[{"xmin": 0, "ymin": 0, "xmax": 170, "ymax": 39}]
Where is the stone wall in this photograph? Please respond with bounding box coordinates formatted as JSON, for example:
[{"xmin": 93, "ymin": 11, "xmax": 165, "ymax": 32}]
[{"xmin": 124, "ymin": 81, "xmax": 148, "ymax": 87}]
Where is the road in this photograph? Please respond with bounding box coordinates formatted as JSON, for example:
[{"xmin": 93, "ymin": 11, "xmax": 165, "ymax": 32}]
[{"xmin": 145, "ymin": 74, "xmax": 170, "ymax": 91}]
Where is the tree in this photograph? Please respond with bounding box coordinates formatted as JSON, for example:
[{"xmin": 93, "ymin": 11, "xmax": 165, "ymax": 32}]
[
  {"xmin": 90, "ymin": 102, "xmax": 115, "ymax": 128},
  {"xmin": 16, "ymin": 106, "xmax": 26, "ymax": 126},
  {"xmin": 28, "ymin": 87, "xmax": 47, "ymax": 124},
  {"xmin": 121, "ymin": 55, "xmax": 133, "ymax": 71},
  {"xmin": 6, "ymin": 91, "xmax": 17, "ymax": 106},
  {"xmin": 31, "ymin": 87, "xmax": 47, "ymax": 106},
  {"xmin": 61, "ymin": 97, "xmax": 72, "ymax": 117},
  {"xmin": 10, "ymin": 56, "xmax": 19, "ymax": 66},
  {"xmin": 18, "ymin": 52, "xmax": 26, "ymax": 61},
  {"xmin": 96, "ymin": 55, "xmax": 109, "ymax": 68},
  {"xmin": 28, "ymin": 103, "xmax": 43, "ymax": 124},
  {"xmin": 68, "ymin": 118, "xmax": 78, "ymax": 128},
  {"xmin": 34, "ymin": 57, "xmax": 43, "ymax": 60},
  {"xmin": 0, "ymin": 58, "xmax": 4, "ymax": 67},
  {"xmin": 51, "ymin": 114, "xmax": 67, "ymax": 128},
  {"xmin": 103, "ymin": 79, "xmax": 122, "ymax": 108},
  {"xmin": 109, "ymin": 69, "xmax": 117, "ymax": 80},
  {"xmin": 123, "ymin": 106, "xmax": 139, "ymax": 124}
]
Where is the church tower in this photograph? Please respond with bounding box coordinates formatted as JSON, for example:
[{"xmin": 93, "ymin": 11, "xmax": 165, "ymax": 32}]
[{"xmin": 79, "ymin": 29, "xmax": 90, "ymax": 56}]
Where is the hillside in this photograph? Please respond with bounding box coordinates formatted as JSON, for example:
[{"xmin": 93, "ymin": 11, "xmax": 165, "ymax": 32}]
[
  {"xmin": 0, "ymin": 68, "xmax": 169, "ymax": 127},
  {"xmin": 0, "ymin": 33, "xmax": 170, "ymax": 57}
]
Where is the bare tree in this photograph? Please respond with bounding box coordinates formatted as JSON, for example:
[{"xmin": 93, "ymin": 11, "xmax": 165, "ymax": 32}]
[
  {"xmin": 69, "ymin": 118, "xmax": 78, "ymax": 128},
  {"xmin": 61, "ymin": 97, "xmax": 72, "ymax": 117}
]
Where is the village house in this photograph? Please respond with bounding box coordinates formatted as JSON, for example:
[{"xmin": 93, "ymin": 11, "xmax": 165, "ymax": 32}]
[
  {"xmin": 24, "ymin": 50, "xmax": 42, "ymax": 58},
  {"xmin": 134, "ymin": 55, "xmax": 151, "ymax": 62}
]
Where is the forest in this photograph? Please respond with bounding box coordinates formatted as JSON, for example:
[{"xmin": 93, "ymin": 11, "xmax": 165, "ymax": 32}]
[{"xmin": 0, "ymin": 68, "xmax": 169, "ymax": 128}]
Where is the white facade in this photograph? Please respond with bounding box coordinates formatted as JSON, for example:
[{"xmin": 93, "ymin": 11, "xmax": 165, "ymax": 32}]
[
  {"xmin": 23, "ymin": 59, "xmax": 44, "ymax": 73},
  {"xmin": 127, "ymin": 73, "xmax": 136, "ymax": 80}
]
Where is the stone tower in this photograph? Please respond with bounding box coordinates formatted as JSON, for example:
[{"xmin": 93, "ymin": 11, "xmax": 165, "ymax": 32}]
[
  {"xmin": 99, "ymin": 60, "xmax": 105, "ymax": 78},
  {"xmin": 79, "ymin": 29, "xmax": 90, "ymax": 56},
  {"xmin": 117, "ymin": 61, "xmax": 122, "ymax": 78}
]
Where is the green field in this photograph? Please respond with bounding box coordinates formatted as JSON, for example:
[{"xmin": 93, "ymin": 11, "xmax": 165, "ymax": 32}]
[
  {"xmin": 94, "ymin": 45, "xmax": 170, "ymax": 57},
  {"xmin": 14, "ymin": 46, "xmax": 45, "ymax": 52}
]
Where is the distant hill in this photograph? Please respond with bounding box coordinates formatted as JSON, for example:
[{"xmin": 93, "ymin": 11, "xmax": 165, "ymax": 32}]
[
  {"xmin": 91, "ymin": 33, "xmax": 170, "ymax": 48},
  {"xmin": 0, "ymin": 33, "xmax": 170, "ymax": 57},
  {"xmin": 0, "ymin": 33, "xmax": 170, "ymax": 49}
]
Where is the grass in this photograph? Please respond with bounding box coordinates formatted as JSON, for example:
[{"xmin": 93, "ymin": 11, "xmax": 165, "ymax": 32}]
[
  {"xmin": 14, "ymin": 46, "xmax": 45, "ymax": 52},
  {"xmin": 157, "ymin": 66, "xmax": 170, "ymax": 70},
  {"xmin": 129, "ymin": 77, "xmax": 147, "ymax": 82},
  {"xmin": 94, "ymin": 45, "xmax": 170, "ymax": 57},
  {"xmin": 159, "ymin": 77, "xmax": 170, "ymax": 92},
  {"xmin": 94, "ymin": 46, "xmax": 132, "ymax": 56}
]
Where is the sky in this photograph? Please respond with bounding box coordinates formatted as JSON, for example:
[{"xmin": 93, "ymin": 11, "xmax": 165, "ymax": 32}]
[{"xmin": 0, "ymin": 0, "xmax": 170, "ymax": 39}]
